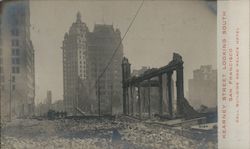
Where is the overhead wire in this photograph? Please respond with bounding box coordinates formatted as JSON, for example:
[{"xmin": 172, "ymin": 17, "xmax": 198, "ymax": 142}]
[
  {"xmin": 92, "ymin": 0, "xmax": 145, "ymax": 90},
  {"xmin": 75, "ymin": 0, "xmax": 145, "ymax": 114}
]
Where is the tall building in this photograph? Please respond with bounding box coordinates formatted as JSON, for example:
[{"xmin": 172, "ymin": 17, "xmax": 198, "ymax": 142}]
[
  {"xmin": 87, "ymin": 24, "xmax": 123, "ymax": 114},
  {"xmin": 62, "ymin": 12, "xmax": 123, "ymax": 115},
  {"xmin": 0, "ymin": 0, "xmax": 35, "ymax": 121},
  {"xmin": 188, "ymin": 65, "xmax": 217, "ymax": 109},
  {"xmin": 62, "ymin": 12, "xmax": 89, "ymax": 115}
]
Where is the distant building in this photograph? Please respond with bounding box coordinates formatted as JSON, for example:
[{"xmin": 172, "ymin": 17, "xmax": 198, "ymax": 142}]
[
  {"xmin": 132, "ymin": 66, "xmax": 149, "ymax": 77},
  {"xmin": 62, "ymin": 12, "xmax": 123, "ymax": 115},
  {"xmin": 0, "ymin": 0, "xmax": 35, "ymax": 121},
  {"xmin": 51, "ymin": 100, "xmax": 64, "ymax": 112},
  {"xmin": 35, "ymin": 99, "xmax": 64, "ymax": 117},
  {"xmin": 188, "ymin": 65, "xmax": 217, "ymax": 109},
  {"xmin": 46, "ymin": 90, "xmax": 52, "ymax": 105},
  {"xmin": 35, "ymin": 91, "xmax": 53, "ymax": 116},
  {"xmin": 35, "ymin": 101, "xmax": 48, "ymax": 117}
]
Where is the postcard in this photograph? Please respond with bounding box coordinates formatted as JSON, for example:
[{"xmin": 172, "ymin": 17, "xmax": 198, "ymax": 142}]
[{"xmin": 0, "ymin": 0, "xmax": 249, "ymax": 149}]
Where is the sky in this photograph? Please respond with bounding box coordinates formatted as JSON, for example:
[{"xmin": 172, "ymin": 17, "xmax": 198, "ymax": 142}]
[{"xmin": 30, "ymin": 0, "xmax": 216, "ymax": 104}]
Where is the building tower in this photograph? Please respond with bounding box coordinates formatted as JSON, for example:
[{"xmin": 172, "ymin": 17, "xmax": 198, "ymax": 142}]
[
  {"xmin": 46, "ymin": 90, "xmax": 52, "ymax": 105},
  {"xmin": 62, "ymin": 12, "xmax": 89, "ymax": 115}
]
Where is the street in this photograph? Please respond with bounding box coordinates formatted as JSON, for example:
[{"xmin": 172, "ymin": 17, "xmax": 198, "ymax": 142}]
[{"xmin": 1, "ymin": 117, "xmax": 217, "ymax": 149}]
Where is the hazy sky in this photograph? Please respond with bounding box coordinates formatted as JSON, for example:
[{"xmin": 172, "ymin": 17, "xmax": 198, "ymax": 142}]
[{"xmin": 30, "ymin": 0, "xmax": 216, "ymax": 104}]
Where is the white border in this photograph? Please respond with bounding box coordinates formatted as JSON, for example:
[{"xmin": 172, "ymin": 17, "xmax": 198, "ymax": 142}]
[{"xmin": 218, "ymin": 1, "xmax": 250, "ymax": 148}]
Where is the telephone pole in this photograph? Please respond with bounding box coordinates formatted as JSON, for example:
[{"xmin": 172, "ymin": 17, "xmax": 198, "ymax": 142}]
[
  {"xmin": 97, "ymin": 80, "xmax": 101, "ymax": 117},
  {"xmin": 110, "ymin": 83, "xmax": 113, "ymax": 116},
  {"xmin": 9, "ymin": 73, "xmax": 12, "ymax": 121}
]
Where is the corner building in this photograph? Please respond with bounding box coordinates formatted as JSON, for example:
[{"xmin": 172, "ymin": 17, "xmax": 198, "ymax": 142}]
[{"xmin": 0, "ymin": 0, "xmax": 35, "ymax": 122}]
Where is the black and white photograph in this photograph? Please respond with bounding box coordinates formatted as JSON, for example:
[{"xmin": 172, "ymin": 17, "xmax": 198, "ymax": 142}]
[{"xmin": 0, "ymin": 0, "xmax": 220, "ymax": 148}]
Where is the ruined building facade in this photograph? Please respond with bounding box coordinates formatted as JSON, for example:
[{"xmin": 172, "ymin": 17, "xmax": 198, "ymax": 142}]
[
  {"xmin": 63, "ymin": 12, "xmax": 123, "ymax": 115},
  {"xmin": 188, "ymin": 65, "xmax": 217, "ymax": 109},
  {"xmin": 0, "ymin": 0, "xmax": 35, "ymax": 122}
]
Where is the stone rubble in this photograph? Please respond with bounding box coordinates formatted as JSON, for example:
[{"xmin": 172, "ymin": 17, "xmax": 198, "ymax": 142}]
[{"xmin": 1, "ymin": 118, "xmax": 217, "ymax": 149}]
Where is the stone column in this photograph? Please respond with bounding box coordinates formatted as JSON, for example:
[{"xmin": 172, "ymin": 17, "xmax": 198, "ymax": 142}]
[
  {"xmin": 176, "ymin": 64, "xmax": 184, "ymax": 116},
  {"xmin": 167, "ymin": 71, "xmax": 173, "ymax": 118},
  {"xmin": 127, "ymin": 87, "xmax": 130, "ymax": 115},
  {"xmin": 122, "ymin": 66, "xmax": 127, "ymax": 115},
  {"xmin": 143, "ymin": 87, "xmax": 146, "ymax": 114},
  {"xmin": 122, "ymin": 57, "xmax": 131, "ymax": 115},
  {"xmin": 137, "ymin": 85, "xmax": 141, "ymax": 119},
  {"xmin": 130, "ymin": 86, "xmax": 134, "ymax": 116},
  {"xmin": 148, "ymin": 79, "xmax": 151, "ymax": 118},
  {"xmin": 158, "ymin": 75, "xmax": 163, "ymax": 115},
  {"xmin": 122, "ymin": 87, "xmax": 127, "ymax": 115}
]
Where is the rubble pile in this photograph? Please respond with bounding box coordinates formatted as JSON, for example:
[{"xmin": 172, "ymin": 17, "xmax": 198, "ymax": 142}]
[
  {"xmin": 121, "ymin": 123, "xmax": 217, "ymax": 149},
  {"xmin": 1, "ymin": 136, "xmax": 113, "ymax": 149},
  {"xmin": 1, "ymin": 118, "xmax": 217, "ymax": 149}
]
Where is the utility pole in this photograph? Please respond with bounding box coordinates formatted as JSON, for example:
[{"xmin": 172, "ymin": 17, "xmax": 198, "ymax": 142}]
[
  {"xmin": 110, "ymin": 83, "xmax": 113, "ymax": 116},
  {"xmin": 76, "ymin": 76, "xmax": 80, "ymax": 115},
  {"xmin": 9, "ymin": 73, "xmax": 12, "ymax": 121},
  {"xmin": 97, "ymin": 80, "xmax": 101, "ymax": 117},
  {"xmin": 95, "ymin": 64, "xmax": 101, "ymax": 117}
]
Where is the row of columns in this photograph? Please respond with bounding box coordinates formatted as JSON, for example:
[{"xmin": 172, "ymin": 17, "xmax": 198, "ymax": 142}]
[
  {"xmin": 122, "ymin": 57, "xmax": 185, "ymax": 119},
  {"xmin": 124, "ymin": 71, "xmax": 182, "ymax": 119}
]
